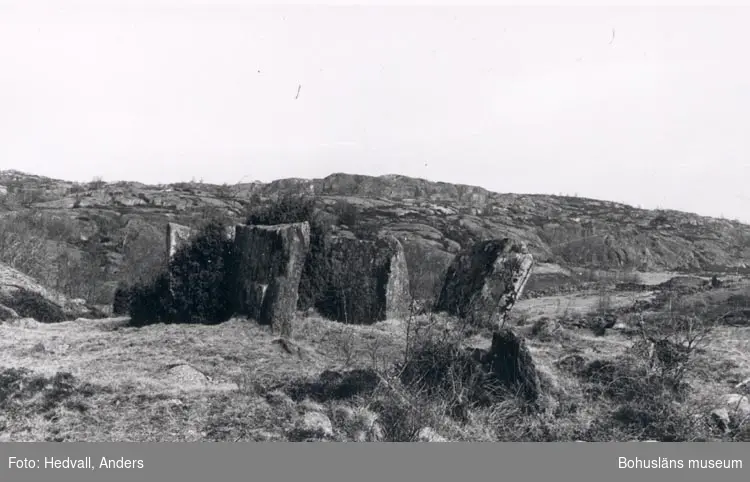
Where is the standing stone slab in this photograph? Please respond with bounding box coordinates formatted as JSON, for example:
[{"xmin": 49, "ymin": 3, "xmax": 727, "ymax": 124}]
[
  {"xmin": 435, "ymin": 238, "xmax": 533, "ymax": 327},
  {"xmin": 316, "ymin": 233, "xmax": 411, "ymax": 324},
  {"xmin": 165, "ymin": 222, "xmax": 196, "ymax": 267},
  {"xmin": 379, "ymin": 235, "xmax": 411, "ymax": 320},
  {"xmin": 234, "ymin": 222, "xmax": 311, "ymax": 337},
  {"xmin": 484, "ymin": 329, "xmax": 541, "ymax": 407},
  {"xmin": 224, "ymin": 225, "xmax": 237, "ymax": 242}
]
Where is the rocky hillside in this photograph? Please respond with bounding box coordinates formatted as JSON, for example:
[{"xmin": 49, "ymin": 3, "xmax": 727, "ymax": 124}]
[
  {"xmin": 0, "ymin": 261, "xmax": 103, "ymax": 321},
  {"xmin": 1, "ymin": 169, "xmax": 749, "ymax": 306}
]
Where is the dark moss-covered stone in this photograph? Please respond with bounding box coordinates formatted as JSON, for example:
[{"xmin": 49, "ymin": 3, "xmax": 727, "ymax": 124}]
[
  {"xmin": 313, "ymin": 233, "xmax": 410, "ymax": 324},
  {"xmin": 435, "ymin": 238, "xmax": 533, "ymax": 327},
  {"xmin": 233, "ymin": 222, "xmax": 311, "ymax": 337}
]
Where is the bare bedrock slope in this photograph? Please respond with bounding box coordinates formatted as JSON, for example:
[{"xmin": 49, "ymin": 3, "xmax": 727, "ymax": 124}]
[{"xmin": 2, "ymin": 170, "xmax": 749, "ymax": 307}]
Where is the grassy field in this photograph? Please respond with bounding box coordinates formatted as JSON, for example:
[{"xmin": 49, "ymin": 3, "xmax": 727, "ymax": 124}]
[{"xmin": 1, "ymin": 281, "xmax": 750, "ymax": 442}]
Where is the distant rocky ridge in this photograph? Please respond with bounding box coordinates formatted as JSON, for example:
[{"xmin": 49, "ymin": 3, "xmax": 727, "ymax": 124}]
[{"xmin": 1, "ymin": 169, "xmax": 749, "ymax": 307}]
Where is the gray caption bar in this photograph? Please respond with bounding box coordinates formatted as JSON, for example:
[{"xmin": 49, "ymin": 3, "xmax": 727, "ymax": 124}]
[{"xmin": 1, "ymin": 443, "xmax": 749, "ymax": 482}]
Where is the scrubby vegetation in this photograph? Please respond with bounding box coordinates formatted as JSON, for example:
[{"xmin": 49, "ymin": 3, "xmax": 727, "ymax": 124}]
[
  {"xmin": 111, "ymin": 282, "xmax": 133, "ymax": 316},
  {"xmin": 1, "ymin": 274, "xmax": 749, "ymax": 441},
  {"xmin": 126, "ymin": 272, "xmax": 174, "ymax": 325},
  {"xmin": 127, "ymin": 220, "xmax": 235, "ymax": 326},
  {"xmin": 166, "ymin": 220, "xmax": 235, "ymax": 324}
]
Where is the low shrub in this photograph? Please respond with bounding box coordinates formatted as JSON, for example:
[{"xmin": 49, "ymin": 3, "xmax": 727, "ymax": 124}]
[
  {"xmin": 577, "ymin": 351, "xmax": 710, "ymax": 441},
  {"xmin": 127, "ymin": 272, "xmax": 173, "ymax": 326},
  {"xmin": 127, "ymin": 219, "xmax": 235, "ymax": 325},
  {"xmin": 112, "ymin": 283, "xmax": 133, "ymax": 315},
  {"xmin": 167, "ymin": 220, "xmax": 235, "ymax": 324}
]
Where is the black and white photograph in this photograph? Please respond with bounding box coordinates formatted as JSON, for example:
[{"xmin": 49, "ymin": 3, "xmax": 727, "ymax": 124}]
[{"xmin": 1, "ymin": 1, "xmax": 749, "ymax": 444}]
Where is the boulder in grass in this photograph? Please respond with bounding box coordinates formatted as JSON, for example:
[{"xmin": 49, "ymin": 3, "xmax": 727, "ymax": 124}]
[{"xmin": 0, "ymin": 303, "xmax": 19, "ymax": 321}]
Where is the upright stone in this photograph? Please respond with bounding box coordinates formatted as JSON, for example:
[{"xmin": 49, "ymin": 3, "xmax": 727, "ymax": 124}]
[
  {"xmin": 315, "ymin": 233, "xmax": 411, "ymax": 324},
  {"xmin": 377, "ymin": 235, "xmax": 411, "ymax": 320},
  {"xmin": 435, "ymin": 238, "xmax": 533, "ymax": 327},
  {"xmin": 234, "ymin": 222, "xmax": 311, "ymax": 337},
  {"xmin": 484, "ymin": 329, "xmax": 541, "ymax": 407},
  {"xmin": 165, "ymin": 222, "xmax": 195, "ymax": 267}
]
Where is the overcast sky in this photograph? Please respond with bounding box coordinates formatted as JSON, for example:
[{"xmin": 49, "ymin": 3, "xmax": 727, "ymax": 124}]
[{"xmin": 1, "ymin": 3, "xmax": 749, "ymax": 221}]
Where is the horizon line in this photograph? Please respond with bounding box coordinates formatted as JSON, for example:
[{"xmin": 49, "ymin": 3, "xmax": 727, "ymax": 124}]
[{"xmin": 2, "ymin": 167, "xmax": 749, "ymax": 225}]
